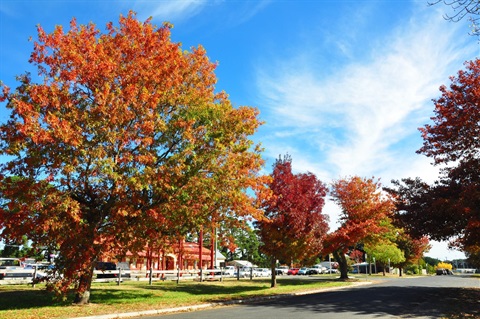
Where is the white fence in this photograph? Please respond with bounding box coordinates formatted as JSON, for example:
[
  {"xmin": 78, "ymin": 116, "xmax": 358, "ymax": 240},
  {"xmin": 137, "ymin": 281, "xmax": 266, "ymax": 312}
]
[{"xmin": 0, "ymin": 267, "xmax": 240, "ymax": 285}]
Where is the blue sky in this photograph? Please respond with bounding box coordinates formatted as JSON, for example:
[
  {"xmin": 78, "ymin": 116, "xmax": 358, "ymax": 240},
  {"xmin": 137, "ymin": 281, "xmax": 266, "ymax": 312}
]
[{"xmin": 1, "ymin": 0, "xmax": 478, "ymax": 260}]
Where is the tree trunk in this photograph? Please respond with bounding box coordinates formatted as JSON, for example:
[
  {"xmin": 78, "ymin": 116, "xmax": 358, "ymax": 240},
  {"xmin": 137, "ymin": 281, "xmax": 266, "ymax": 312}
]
[
  {"xmin": 333, "ymin": 250, "xmax": 349, "ymax": 280},
  {"xmin": 74, "ymin": 290, "xmax": 91, "ymax": 305},
  {"xmin": 73, "ymin": 265, "xmax": 95, "ymax": 305},
  {"xmin": 270, "ymin": 258, "xmax": 277, "ymax": 288}
]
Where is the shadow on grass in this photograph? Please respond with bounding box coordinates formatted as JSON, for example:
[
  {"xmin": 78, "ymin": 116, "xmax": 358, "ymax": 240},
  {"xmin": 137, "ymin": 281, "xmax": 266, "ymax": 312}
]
[
  {"xmin": 0, "ymin": 289, "xmax": 70, "ymax": 310},
  {"xmin": 0, "ymin": 277, "xmax": 342, "ymax": 310},
  {"xmin": 142, "ymin": 277, "xmax": 342, "ymax": 292}
]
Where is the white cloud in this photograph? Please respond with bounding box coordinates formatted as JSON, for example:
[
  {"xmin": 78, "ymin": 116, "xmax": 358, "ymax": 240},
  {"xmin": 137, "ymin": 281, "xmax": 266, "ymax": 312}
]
[
  {"xmin": 255, "ymin": 6, "xmax": 476, "ymax": 261},
  {"xmin": 134, "ymin": 0, "xmax": 208, "ymax": 22},
  {"xmin": 226, "ymin": 0, "xmax": 272, "ymax": 27},
  {"xmin": 256, "ymin": 7, "xmax": 478, "ymax": 186},
  {"xmin": 426, "ymin": 240, "xmax": 466, "ymax": 260},
  {"xmin": 132, "ymin": 0, "xmax": 270, "ymax": 27}
]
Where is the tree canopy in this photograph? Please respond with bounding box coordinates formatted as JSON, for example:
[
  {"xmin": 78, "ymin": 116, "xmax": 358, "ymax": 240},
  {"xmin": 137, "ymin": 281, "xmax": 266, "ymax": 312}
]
[
  {"xmin": 324, "ymin": 176, "xmax": 396, "ymax": 279},
  {"xmin": 389, "ymin": 59, "xmax": 480, "ymax": 266},
  {"xmin": 365, "ymin": 242, "xmax": 405, "ymax": 275},
  {"xmin": 256, "ymin": 155, "xmax": 329, "ymax": 287},
  {"xmin": 0, "ymin": 12, "xmax": 264, "ymax": 303}
]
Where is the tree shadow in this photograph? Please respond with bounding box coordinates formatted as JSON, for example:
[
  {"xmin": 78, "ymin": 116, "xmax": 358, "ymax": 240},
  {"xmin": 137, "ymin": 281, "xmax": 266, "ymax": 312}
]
[
  {"xmin": 246, "ymin": 285, "xmax": 480, "ymax": 318},
  {"xmin": 140, "ymin": 279, "xmax": 277, "ymax": 298},
  {"xmin": 0, "ymin": 279, "xmax": 274, "ymax": 310},
  {"xmin": 0, "ymin": 289, "xmax": 70, "ymax": 310}
]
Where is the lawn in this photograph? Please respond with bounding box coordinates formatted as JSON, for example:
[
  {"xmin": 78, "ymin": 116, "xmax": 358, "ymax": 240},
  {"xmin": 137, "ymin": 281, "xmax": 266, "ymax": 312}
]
[{"xmin": 0, "ymin": 277, "xmax": 352, "ymax": 319}]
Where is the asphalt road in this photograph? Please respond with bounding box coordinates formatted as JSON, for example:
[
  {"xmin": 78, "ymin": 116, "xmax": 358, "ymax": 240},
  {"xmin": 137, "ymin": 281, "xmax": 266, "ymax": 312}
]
[{"xmin": 142, "ymin": 275, "xmax": 479, "ymax": 319}]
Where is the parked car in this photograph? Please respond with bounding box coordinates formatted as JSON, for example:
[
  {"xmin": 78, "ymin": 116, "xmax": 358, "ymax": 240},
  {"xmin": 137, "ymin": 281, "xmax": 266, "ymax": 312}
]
[
  {"xmin": 287, "ymin": 268, "xmax": 300, "ymax": 275},
  {"xmin": 297, "ymin": 267, "xmax": 309, "ymax": 275},
  {"xmin": 275, "ymin": 266, "xmax": 289, "ymax": 275},
  {"xmin": 237, "ymin": 267, "xmax": 255, "ymax": 278},
  {"xmin": 315, "ymin": 265, "xmax": 327, "ymax": 272},
  {"xmin": 223, "ymin": 266, "xmax": 235, "ymax": 276},
  {"xmin": 24, "ymin": 263, "xmax": 52, "ymax": 279},
  {"xmin": 0, "ymin": 258, "xmax": 33, "ymax": 280},
  {"xmin": 436, "ymin": 268, "xmax": 453, "ymax": 275},
  {"xmin": 255, "ymin": 268, "xmax": 271, "ymax": 277},
  {"xmin": 323, "ymin": 267, "xmax": 339, "ymax": 274},
  {"xmin": 198, "ymin": 268, "xmax": 222, "ymax": 277},
  {"xmin": 95, "ymin": 261, "xmax": 117, "ymax": 279},
  {"xmin": 306, "ymin": 268, "xmax": 321, "ymax": 275}
]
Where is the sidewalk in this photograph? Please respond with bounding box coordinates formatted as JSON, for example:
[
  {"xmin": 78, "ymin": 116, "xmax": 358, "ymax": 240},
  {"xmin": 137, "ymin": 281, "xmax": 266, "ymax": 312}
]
[{"xmin": 70, "ymin": 281, "xmax": 373, "ymax": 319}]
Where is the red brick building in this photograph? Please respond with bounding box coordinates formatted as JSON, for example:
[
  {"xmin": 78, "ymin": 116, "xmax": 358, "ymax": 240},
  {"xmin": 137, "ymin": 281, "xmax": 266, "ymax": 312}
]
[{"xmin": 109, "ymin": 241, "xmax": 225, "ymax": 271}]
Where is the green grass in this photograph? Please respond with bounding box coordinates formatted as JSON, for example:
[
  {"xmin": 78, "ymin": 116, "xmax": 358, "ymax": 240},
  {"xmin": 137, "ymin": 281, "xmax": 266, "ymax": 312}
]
[{"xmin": 0, "ymin": 277, "xmax": 352, "ymax": 319}]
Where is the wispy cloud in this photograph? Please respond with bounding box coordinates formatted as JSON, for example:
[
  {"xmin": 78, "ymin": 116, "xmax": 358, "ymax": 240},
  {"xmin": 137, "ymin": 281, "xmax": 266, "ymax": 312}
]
[
  {"xmin": 0, "ymin": 1, "xmax": 17, "ymax": 17},
  {"xmin": 132, "ymin": 0, "xmax": 270, "ymax": 31},
  {"xmin": 133, "ymin": 0, "xmax": 209, "ymax": 22},
  {"xmin": 256, "ymin": 6, "xmax": 477, "ymax": 187},
  {"xmin": 224, "ymin": 0, "xmax": 272, "ymax": 27}
]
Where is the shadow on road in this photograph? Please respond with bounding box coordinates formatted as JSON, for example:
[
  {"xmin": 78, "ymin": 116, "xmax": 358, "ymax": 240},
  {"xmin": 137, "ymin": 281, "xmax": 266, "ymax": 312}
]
[{"xmin": 248, "ymin": 285, "xmax": 479, "ymax": 318}]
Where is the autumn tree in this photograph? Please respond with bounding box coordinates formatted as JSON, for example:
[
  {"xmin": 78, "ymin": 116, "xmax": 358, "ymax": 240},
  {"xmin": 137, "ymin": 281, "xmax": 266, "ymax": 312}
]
[
  {"xmin": 0, "ymin": 12, "xmax": 264, "ymax": 304},
  {"xmin": 436, "ymin": 261, "xmax": 453, "ymax": 271},
  {"xmin": 393, "ymin": 232, "xmax": 430, "ymax": 276},
  {"xmin": 389, "ymin": 59, "xmax": 480, "ymax": 267},
  {"xmin": 256, "ymin": 155, "xmax": 329, "ymax": 287},
  {"xmin": 323, "ymin": 176, "xmax": 396, "ymax": 279}
]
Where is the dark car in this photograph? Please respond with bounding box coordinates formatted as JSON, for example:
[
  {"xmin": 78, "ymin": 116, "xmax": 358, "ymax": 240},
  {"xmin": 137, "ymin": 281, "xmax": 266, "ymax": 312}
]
[
  {"xmin": 95, "ymin": 261, "xmax": 119, "ymax": 279},
  {"xmin": 306, "ymin": 268, "xmax": 321, "ymax": 275},
  {"xmin": 436, "ymin": 268, "xmax": 453, "ymax": 275},
  {"xmin": 95, "ymin": 261, "xmax": 131, "ymax": 279}
]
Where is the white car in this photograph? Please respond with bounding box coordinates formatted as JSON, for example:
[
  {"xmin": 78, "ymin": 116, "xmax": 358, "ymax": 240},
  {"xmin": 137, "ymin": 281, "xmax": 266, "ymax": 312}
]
[
  {"xmin": 323, "ymin": 268, "xmax": 339, "ymax": 274},
  {"xmin": 255, "ymin": 268, "xmax": 272, "ymax": 277},
  {"xmin": 24, "ymin": 263, "xmax": 50, "ymax": 279},
  {"xmin": 0, "ymin": 258, "xmax": 33, "ymax": 280},
  {"xmin": 223, "ymin": 266, "xmax": 235, "ymax": 276},
  {"xmin": 237, "ymin": 267, "xmax": 255, "ymax": 278},
  {"xmin": 275, "ymin": 266, "xmax": 289, "ymax": 275}
]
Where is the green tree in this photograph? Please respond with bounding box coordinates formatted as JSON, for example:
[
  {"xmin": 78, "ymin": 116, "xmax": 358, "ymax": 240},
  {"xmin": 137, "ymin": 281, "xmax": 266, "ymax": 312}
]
[
  {"xmin": 365, "ymin": 242, "xmax": 405, "ymax": 276},
  {"xmin": 424, "ymin": 256, "xmax": 441, "ymax": 266},
  {"xmin": 1, "ymin": 242, "xmax": 21, "ymax": 258},
  {"xmin": 220, "ymin": 225, "xmax": 265, "ymax": 266}
]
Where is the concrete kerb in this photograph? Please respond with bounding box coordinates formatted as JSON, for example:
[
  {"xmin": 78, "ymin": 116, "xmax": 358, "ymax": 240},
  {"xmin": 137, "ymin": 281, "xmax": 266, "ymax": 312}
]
[{"xmin": 69, "ymin": 281, "xmax": 373, "ymax": 319}]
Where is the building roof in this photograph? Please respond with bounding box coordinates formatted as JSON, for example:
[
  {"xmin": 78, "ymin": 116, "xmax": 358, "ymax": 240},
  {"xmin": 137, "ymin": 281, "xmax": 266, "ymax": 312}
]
[{"xmin": 227, "ymin": 260, "xmax": 254, "ymax": 268}]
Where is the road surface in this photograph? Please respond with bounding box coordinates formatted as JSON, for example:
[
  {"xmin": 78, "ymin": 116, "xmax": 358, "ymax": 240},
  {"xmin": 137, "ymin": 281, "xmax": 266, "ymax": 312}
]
[{"xmin": 141, "ymin": 275, "xmax": 479, "ymax": 319}]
